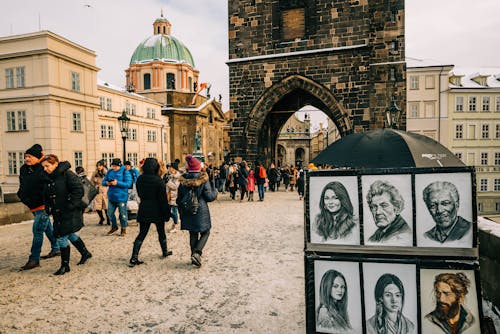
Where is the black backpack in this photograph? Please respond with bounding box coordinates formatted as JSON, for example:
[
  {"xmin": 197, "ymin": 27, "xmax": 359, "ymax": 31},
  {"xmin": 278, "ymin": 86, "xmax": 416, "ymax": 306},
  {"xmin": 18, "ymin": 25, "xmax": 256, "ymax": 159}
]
[
  {"xmin": 178, "ymin": 187, "xmax": 199, "ymax": 215},
  {"xmin": 80, "ymin": 177, "xmax": 98, "ymax": 207}
]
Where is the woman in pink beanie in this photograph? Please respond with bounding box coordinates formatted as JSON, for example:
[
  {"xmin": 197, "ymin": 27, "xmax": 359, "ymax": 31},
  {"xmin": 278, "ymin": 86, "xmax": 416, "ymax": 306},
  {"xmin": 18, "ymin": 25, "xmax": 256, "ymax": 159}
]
[{"xmin": 176, "ymin": 155, "xmax": 217, "ymax": 267}]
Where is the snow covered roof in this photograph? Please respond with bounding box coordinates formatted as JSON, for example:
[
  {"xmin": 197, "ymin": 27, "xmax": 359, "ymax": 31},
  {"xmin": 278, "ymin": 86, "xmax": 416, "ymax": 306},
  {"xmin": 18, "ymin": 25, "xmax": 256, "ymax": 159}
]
[
  {"xmin": 406, "ymin": 57, "xmax": 453, "ymax": 68},
  {"xmin": 478, "ymin": 216, "xmax": 500, "ymax": 239},
  {"xmin": 97, "ymin": 78, "xmax": 162, "ymax": 104},
  {"xmin": 449, "ymin": 67, "xmax": 500, "ymax": 88},
  {"xmin": 406, "ymin": 57, "xmax": 500, "ymax": 88}
]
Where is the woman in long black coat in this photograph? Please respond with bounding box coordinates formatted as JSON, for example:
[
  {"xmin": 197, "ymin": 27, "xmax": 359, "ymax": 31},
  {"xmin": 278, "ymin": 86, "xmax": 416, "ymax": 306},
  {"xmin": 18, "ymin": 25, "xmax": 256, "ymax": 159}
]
[
  {"xmin": 177, "ymin": 155, "xmax": 218, "ymax": 267},
  {"xmin": 129, "ymin": 158, "xmax": 171, "ymax": 267},
  {"xmin": 40, "ymin": 154, "xmax": 92, "ymax": 276},
  {"xmin": 236, "ymin": 161, "xmax": 249, "ymax": 202}
]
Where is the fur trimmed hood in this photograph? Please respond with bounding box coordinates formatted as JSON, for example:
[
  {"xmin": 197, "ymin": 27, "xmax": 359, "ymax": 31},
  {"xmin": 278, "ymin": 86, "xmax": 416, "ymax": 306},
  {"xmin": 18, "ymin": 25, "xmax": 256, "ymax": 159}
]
[{"xmin": 179, "ymin": 171, "xmax": 209, "ymax": 187}]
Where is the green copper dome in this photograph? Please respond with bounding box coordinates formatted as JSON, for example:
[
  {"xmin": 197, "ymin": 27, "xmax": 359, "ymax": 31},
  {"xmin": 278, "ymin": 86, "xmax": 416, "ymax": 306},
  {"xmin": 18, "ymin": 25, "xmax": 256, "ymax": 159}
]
[{"xmin": 130, "ymin": 34, "xmax": 195, "ymax": 67}]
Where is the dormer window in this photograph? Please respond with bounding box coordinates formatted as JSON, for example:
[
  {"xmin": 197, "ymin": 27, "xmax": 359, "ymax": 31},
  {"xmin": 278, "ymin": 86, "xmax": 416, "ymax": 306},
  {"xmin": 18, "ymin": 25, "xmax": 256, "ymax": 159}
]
[
  {"xmin": 449, "ymin": 76, "xmax": 462, "ymax": 86},
  {"xmin": 470, "ymin": 73, "xmax": 488, "ymax": 86}
]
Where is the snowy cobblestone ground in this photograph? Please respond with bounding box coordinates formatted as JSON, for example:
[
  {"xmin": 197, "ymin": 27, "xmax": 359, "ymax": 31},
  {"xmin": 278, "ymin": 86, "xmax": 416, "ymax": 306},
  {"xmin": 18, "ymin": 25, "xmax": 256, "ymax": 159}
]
[
  {"xmin": 0, "ymin": 190, "xmax": 305, "ymax": 333},
  {"xmin": 0, "ymin": 189, "xmax": 498, "ymax": 333}
]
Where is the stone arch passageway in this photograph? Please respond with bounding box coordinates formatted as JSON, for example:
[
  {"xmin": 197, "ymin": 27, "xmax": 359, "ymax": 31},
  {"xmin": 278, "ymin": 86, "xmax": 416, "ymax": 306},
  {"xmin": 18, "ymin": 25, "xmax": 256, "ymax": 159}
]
[{"xmin": 242, "ymin": 75, "xmax": 351, "ymax": 165}]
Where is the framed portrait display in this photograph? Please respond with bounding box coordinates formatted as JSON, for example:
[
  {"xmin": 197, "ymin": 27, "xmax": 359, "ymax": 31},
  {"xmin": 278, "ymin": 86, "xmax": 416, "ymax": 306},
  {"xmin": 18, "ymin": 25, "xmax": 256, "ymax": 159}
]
[
  {"xmin": 305, "ymin": 167, "xmax": 477, "ymax": 257},
  {"xmin": 305, "ymin": 255, "xmax": 483, "ymax": 334},
  {"xmin": 308, "ymin": 173, "xmax": 360, "ymax": 245},
  {"xmin": 415, "ymin": 172, "xmax": 474, "ymax": 248},
  {"xmin": 420, "ymin": 265, "xmax": 482, "ymax": 334},
  {"xmin": 362, "ymin": 262, "xmax": 418, "ymax": 334},
  {"xmin": 313, "ymin": 260, "xmax": 363, "ymax": 334},
  {"xmin": 361, "ymin": 174, "xmax": 413, "ymax": 247}
]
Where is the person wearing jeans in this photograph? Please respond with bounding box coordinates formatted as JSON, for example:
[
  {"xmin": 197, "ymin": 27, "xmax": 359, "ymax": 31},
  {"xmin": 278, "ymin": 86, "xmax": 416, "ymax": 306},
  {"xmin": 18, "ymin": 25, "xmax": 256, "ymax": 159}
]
[
  {"xmin": 107, "ymin": 201, "xmax": 128, "ymax": 232},
  {"xmin": 166, "ymin": 162, "xmax": 181, "ymax": 232},
  {"xmin": 17, "ymin": 144, "xmax": 60, "ymax": 271},
  {"xmin": 41, "ymin": 154, "xmax": 92, "ymax": 276},
  {"xmin": 30, "ymin": 210, "xmax": 59, "ymax": 262},
  {"xmin": 254, "ymin": 161, "xmax": 266, "ymax": 201},
  {"xmin": 102, "ymin": 158, "xmax": 132, "ymax": 236}
]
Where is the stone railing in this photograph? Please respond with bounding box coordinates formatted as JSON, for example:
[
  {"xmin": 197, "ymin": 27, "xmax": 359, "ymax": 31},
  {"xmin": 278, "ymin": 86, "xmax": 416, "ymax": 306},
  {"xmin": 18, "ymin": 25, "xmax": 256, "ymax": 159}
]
[{"xmin": 478, "ymin": 216, "xmax": 500, "ymax": 310}]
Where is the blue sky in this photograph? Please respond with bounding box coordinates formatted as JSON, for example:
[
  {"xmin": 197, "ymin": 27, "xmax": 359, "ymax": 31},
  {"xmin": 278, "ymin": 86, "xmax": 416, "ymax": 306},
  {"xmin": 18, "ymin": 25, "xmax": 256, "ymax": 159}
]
[{"xmin": 2, "ymin": 0, "xmax": 499, "ymax": 124}]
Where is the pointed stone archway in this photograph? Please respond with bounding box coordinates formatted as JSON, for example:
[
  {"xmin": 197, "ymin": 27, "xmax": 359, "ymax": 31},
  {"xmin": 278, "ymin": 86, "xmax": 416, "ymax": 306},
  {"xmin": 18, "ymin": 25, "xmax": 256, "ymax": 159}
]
[
  {"xmin": 241, "ymin": 75, "xmax": 352, "ymax": 165},
  {"xmin": 228, "ymin": 0, "xmax": 406, "ymax": 166}
]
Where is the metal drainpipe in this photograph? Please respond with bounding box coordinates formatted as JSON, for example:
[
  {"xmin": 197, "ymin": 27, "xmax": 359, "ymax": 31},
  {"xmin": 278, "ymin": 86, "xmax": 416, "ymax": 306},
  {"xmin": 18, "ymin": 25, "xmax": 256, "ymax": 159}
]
[
  {"xmin": 437, "ymin": 66, "xmax": 446, "ymax": 144},
  {"xmin": 160, "ymin": 124, "xmax": 165, "ymax": 161}
]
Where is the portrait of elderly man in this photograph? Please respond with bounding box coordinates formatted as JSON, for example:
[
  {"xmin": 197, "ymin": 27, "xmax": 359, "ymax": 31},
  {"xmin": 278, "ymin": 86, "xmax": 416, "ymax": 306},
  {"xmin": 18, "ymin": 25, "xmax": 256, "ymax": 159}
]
[
  {"xmin": 366, "ymin": 180, "xmax": 412, "ymax": 243},
  {"xmin": 425, "ymin": 272, "xmax": 475, "ymax": 334},
  {"xmin": 422, "ymin": 181, "xmax": 471, "ymax": 243}
]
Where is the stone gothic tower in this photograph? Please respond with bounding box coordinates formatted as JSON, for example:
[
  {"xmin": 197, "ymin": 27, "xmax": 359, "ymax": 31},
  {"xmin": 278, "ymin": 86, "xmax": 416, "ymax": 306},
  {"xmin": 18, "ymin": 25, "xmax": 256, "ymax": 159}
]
[{"xmin": 227, "ymin": 0, "xmax": 405, "ymax": 164}]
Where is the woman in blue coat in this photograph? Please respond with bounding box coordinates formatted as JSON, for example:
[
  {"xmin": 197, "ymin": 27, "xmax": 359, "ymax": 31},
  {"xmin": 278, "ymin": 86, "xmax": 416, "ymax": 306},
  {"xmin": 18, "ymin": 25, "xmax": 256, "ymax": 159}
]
[{"xmin": 177, "ymin": 155, "xmax": 218, "ymax": 267}]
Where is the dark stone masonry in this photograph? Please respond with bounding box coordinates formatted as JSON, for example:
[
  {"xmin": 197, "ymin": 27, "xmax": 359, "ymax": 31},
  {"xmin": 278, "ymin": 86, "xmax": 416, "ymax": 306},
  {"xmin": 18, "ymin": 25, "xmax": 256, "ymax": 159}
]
[{"xmin": 227, "ymin": 0, "xmax": 405, "ymax": 163}]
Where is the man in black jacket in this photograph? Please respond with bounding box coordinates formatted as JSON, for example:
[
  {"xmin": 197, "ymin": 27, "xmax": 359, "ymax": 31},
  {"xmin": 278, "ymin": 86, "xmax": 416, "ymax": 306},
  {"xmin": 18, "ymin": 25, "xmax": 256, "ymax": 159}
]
[{"xmin": 17, "ymin": 144, "xmax": 60, "ymax": 270}]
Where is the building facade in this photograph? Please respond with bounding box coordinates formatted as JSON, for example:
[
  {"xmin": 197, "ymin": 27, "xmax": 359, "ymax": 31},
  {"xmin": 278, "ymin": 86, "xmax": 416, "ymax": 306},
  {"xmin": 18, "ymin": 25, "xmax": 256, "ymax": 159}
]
[
  {"xmin": 0, "ymin": 31, "xmax": 170, "ymax": 194},
  {"xmin": 448, "ymin": 68, "xmax": 500, "ymax": 214},
  {"xmin": 407, "ymin": 61, "xmax": 500, "ymax": 214},
  {"xmin": 406, "ymin": 59, "xmax": 453, "ymax": 144}
]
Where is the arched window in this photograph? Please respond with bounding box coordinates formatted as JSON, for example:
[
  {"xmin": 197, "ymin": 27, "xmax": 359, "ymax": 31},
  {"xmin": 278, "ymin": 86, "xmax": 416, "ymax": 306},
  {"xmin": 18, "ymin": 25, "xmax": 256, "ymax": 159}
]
[
  {"xmin": 167, "ymin": 73, "xmax": 175, "ymax": 90},
  {"xmin": 143, "ymin": 73, "xmax": 151, "ymax": 90},
  {"xmin": 163, "ymin": 26, "xmax": 166, "ymax": 34},
  {"xmin": 295, "ymin": 148, "xmax": 305, "ymax": 167}
]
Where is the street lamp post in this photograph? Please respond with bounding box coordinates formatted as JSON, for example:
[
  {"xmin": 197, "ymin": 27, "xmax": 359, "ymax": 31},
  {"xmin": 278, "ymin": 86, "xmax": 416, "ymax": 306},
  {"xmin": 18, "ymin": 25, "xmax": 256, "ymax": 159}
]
[
  {"xmin": 385, "ymin": 99, "xmax": 401, "ymax": 129},
  {"xmin": 118, "ymin": 110, "xmax": 130, "ymax": 163}
]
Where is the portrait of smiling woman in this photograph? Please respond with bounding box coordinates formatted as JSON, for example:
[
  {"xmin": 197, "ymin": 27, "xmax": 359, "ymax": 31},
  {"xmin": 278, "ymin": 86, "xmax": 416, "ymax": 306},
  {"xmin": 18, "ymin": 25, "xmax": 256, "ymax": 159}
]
[{"xmin": 313, "ymin": 181, "xmax": 357, "ymax": 243}]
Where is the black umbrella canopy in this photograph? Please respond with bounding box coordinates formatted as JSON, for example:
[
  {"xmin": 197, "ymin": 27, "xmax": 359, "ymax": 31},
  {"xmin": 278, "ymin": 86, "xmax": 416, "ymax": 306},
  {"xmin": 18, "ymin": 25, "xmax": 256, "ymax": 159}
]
[{"xmin": 312, "ymin": 129, "xmax": 465, "ymax": 168}]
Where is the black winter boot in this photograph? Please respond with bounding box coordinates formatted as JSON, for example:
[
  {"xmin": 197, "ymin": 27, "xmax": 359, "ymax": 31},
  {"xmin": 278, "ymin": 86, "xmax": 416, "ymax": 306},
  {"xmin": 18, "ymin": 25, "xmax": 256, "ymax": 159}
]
[
  {"xmin": 160, "ymin": 238, "xmax": 173, "ymax": 258},
  {"xmin": 97, "ymin": 210, "xmax": 104, "ymax": 225},
  {"xmin": 71, "ymin": 238, "xmax": 92, "ymax": 265},
  {"xmin": 54, "ymin": 247, "xmax": 70, "ymax": 275},
  {"xmin": 129, "ymin": 240, "xmax": 144, "ymax": 267}
]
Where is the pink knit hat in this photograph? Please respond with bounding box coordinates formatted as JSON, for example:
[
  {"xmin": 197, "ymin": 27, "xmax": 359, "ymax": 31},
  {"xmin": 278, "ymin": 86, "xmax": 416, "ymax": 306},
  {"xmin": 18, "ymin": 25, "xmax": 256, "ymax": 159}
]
[{"xmin": 185, "ymin": 154, "xmax": 201, "ymax": 172}]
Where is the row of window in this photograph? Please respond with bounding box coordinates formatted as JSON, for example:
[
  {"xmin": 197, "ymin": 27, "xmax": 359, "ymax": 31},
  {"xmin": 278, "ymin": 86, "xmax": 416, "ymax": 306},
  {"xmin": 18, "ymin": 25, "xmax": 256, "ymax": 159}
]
[
  {"xmin": 455, "ymin": 96, "xmax": 500, "ymax": 112},
  {"xmin": 477, "ymin": 202, "xmax": 500, "ymax": 213},
  {"xmin": 408, "ymin": 102, "xmax": 435, "ymax": 118},
  {"xmin": 478, "ymin": 178, "xmax": 500, "ymax": 192},
  {"xmin": 5, "ymin": 111, "xmax": 83, "ymax": 132},
  {"xmin": 99, "ymin": 125, "xmax": 159, "ymax": 142},
  {"xmin": 6, "ymin": 110, "xmax": 162, "ymax": 142},
  {"xmin": 409, "ymin": 75, "xmax": 435, "ymax": 90},
  {"xmin": 455, "ymin": 152, "xmax": 500, "ymax": 166},
  {"xmin": 7, "ymin": 151, "xmax": 159, "ymax": 175},
  {"xmin": 144, "ymin": 73, "xmax": 181, "ymax": 91},
  {"xmin": 454, "ymin": 123, "xmax": 500, "ymax": 140},
  {"xmin": 99, "ymin": 97, "xmax": 158, "ymax": 119},
  {"xmin": 4, "ymin": 67, "xmax": 81, "ymax": 93}
]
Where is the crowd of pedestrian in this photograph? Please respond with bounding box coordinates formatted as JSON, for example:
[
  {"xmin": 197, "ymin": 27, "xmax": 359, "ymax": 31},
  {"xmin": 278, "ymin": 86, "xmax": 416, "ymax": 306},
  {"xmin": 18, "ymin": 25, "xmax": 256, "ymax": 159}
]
[{"xmin": 16, "ymin": 142, "xmax": 317, "ymax": 275}]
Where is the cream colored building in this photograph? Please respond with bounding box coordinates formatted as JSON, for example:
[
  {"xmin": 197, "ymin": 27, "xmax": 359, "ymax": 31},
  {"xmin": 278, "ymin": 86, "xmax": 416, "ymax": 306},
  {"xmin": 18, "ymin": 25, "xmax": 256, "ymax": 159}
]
[
  {"xmin": 97, "ymin": 80, "xmax": 168, "ymax": 166},
  {"xmin": 447, "ymin": 68, "xmax": 500, "ymax": 214},
  {"xmin": 276, "ymin": 114, "xmax": 311, "ymax": 167},
  {"xmin": 406, "ymin": 58, "xmax": 453, "ymax": 144},
  {"xmin": 407, "ymin": 59, "xmax": 500, "ymax": 214},
  {"xmin": 0, "ymin": 31, "xmax": 169, "ymax": 194}
]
